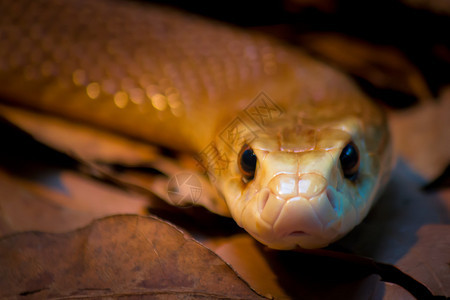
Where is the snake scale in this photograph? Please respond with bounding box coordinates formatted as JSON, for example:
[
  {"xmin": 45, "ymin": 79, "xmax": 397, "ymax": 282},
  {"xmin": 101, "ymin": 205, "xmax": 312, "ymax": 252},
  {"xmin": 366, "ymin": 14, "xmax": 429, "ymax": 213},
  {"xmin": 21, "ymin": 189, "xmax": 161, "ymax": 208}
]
[{"xmin": 0, "ymin": 0, "xmax": 392, "ymax": 249}]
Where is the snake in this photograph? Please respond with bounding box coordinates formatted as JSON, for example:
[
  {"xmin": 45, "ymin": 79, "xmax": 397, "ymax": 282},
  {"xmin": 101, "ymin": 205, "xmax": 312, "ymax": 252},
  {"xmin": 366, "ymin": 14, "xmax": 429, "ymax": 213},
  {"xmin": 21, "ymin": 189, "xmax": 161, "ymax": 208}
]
[{"xmin": 0, "ymin": 0, "xmax": 392, "ymax": 249}]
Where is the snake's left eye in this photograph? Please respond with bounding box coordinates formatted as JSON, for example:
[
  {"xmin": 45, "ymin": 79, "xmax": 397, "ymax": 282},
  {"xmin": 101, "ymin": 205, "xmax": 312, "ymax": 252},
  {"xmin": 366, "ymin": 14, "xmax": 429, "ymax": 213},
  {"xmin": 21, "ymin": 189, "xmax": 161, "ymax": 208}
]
[
  {"xmin": 340, "ymin": 141, "xmax": 360, "ymax": 180},
  {"xmin": 238, "ymin": 145, "xmax": 257, "ymax": 181}
]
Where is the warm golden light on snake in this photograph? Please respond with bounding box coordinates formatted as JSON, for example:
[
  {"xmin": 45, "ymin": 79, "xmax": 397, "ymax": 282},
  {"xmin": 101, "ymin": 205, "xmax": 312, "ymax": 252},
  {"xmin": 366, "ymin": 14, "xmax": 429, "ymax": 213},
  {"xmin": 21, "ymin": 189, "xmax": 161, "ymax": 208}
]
[{"xmin": 0, "ymin": 0, "xmax": 393, "ymax": 249}]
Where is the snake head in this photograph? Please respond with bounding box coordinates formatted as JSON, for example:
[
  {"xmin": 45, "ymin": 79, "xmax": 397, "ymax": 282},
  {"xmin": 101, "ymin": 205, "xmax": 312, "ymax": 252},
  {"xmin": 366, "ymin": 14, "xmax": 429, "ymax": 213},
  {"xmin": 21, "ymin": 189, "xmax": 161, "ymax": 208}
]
[{"xmin": 211, "ymin": 106, "xmax": 392, "ymax": 250}]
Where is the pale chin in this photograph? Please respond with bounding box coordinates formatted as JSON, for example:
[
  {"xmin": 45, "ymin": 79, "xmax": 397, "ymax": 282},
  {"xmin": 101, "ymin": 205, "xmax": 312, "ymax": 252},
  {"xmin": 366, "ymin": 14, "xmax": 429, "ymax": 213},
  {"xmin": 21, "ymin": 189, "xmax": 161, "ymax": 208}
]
[{"xmin": 233, "ymin": 190, "xmax": 369, "ymax": 250}]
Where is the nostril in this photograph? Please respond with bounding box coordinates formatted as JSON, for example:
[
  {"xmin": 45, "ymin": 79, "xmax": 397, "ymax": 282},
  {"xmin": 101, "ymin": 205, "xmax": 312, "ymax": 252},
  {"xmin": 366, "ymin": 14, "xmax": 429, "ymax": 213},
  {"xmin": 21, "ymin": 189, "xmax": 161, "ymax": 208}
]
[
  {"xmin": 258, "ymin": 188, "xmax": 270, "ymax": 214},
  {"xmin": 289, "ymin": 230, "xmax": 307, "ymax": 237}
]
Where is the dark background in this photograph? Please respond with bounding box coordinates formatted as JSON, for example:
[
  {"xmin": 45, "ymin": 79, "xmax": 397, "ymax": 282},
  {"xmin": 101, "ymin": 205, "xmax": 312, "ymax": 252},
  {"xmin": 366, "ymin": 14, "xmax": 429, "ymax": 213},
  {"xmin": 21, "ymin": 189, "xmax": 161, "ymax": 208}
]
[{"xmin": 137, "ymin": 0, "xmax": 450, "ymax": 107}]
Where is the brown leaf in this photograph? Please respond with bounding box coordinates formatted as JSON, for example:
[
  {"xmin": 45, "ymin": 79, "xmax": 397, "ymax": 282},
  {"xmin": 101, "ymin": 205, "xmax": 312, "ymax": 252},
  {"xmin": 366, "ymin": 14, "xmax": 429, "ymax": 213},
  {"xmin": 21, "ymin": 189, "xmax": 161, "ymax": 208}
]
[
  {"xmin": 204, "ymin": 234, "xmax": 290, "ymax": 299},
  {"xmin": 383, "ymin": 283, "xmax": 415, "ymax": 300},
  {"xmin": 0, "ymin": 104, "xmax": 159, "ymax": 165},
  {"xmin": 297, "ymin": 33, "xmax": 432, "ymax": 103},
  {"xmin": 0, "ymin": 168, "xmax": 149, "ymax": 238},
  {"xmin": 400, "ymin": 0, "xmax": 450, "ymax": 15},
  {"xmin": 337, "ymin": 160, "xmax": 449, "ymax": 262},
  {"xmin": 395, "ymin": 224, "xmax": 450, "ymax": 297},
  {"xmin": 0, "ymin": 215, "xmax": 266, "ymax": 299},
  {"xmin": 205, "ymin": 234, "xmax": 387, "ymax": 300},
  {"xmin": 0, "ymin": 105, "xmax": 230, "ymax": 216},
  {"xmin": 99, "ymin": 160, "xmax": 230, "ymax": 216},
  {"xmin": 388, "ymin": 87, "xmax": 450, "ymax": 180}
]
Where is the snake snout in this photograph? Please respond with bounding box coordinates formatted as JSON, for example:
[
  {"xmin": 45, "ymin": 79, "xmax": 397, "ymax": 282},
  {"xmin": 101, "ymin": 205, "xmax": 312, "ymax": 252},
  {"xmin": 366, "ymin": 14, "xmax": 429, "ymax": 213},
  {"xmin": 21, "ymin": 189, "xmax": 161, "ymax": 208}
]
[
  {"xmin": 268, "ymin": 173, "xmax": 328, "ymax": 200},
  {"xmin": 243, "ymin": 172, "xmax": 344, "ymax": 249},
  {"xmin": 258, "ymin": 173, "xmax": 332, "ymax": 234}
]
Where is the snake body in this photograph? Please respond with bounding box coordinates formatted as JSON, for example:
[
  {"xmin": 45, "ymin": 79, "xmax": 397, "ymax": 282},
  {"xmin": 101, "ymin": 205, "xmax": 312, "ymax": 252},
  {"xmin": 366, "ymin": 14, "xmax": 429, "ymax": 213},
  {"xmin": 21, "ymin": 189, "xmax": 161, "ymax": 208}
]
[{"xmin": 0, "ymin": 0, "xmax": 392, "ymax": 249}]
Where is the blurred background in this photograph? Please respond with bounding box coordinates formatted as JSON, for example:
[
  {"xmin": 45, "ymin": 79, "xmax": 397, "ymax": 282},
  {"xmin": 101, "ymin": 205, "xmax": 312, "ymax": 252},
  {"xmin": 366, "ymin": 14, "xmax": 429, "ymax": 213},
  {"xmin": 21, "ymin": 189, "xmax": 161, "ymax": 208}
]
[
  {"xmin": 0, "ymin": 1, "xmax": 448, "ymax": 298},
  {"xmin": 142, "ymin": 0, "xmax": 450, "ymax": 108}
]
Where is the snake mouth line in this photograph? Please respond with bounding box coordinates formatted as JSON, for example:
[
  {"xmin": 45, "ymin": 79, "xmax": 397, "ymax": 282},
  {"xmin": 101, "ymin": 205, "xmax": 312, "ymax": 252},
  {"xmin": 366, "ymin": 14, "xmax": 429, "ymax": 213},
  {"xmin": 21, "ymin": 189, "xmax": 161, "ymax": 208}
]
[{"xmin": 288, "ymin": 230, "xmax": 309, "ymax": 237}]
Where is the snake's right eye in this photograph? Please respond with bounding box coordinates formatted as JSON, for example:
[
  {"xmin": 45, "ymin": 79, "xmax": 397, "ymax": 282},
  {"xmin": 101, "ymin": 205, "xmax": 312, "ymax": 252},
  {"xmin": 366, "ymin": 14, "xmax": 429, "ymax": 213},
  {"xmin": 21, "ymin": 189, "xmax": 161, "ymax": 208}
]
[
  {"xmin": 238, "ymin": 145, "xmax": 257, "ymax": 181},
  {"xmin": 339, "ymin": 141, "xmax": 360, "ymax": 181}
]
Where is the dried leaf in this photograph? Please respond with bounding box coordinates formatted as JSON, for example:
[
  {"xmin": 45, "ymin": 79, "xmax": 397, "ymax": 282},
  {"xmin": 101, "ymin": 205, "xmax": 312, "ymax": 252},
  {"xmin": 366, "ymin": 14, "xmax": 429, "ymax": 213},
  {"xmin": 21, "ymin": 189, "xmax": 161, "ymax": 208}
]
[
  {"xmin": 0, "ymin": 215, "xmax": 266, "ymax": 299},
  {"xmin": 0, "ymin": 104, "xmax": 159, "ymax": 165},
  {"xmin": 388, "ymin": 87, "xmax": 450, "ymax": 180},
  {"xmin": 209, "ymin": 237, "xmax": 386, "ymax": 300},
  {"xmin": 423, "ymin": 164, "xmax": 450, "ymax": 191},
  {"xmin": 383, "ymin": 283, "xmax": 415, "ymax": 300},
  {"xmin": 204, "ymin": 234, "xmax": 291, "ymax": 299},
  {"xmin": 400, "ymin": 0, "xmax": 450, "ymax": 15},
  {"xmin": 205, "ymin": 233, "xmax": 443, "ymax": 300},
  {"xmin": 0, "ymin": 169, "xmax": 149, "ymax": 238},
  {"xmin": 298, "ymin": 33, "xmax": 432, "ymax": 103},
  {"xmin": 208, "ymin": 238, "xmax": 388, "ymax": 300},
  {"xmin": 98, "ymin": 160, "xmax": 230, "ymax": 217},
  {"xmin": 338, "ymin": 160, "xmax": 449, "ymax": 263},
  {"xmin": 395, "ymin": 224, "xmax": 450, "ymax": 297},
  {"xmin": 0, "ymin": 105, "xmax": 230, "ymax": 216}
]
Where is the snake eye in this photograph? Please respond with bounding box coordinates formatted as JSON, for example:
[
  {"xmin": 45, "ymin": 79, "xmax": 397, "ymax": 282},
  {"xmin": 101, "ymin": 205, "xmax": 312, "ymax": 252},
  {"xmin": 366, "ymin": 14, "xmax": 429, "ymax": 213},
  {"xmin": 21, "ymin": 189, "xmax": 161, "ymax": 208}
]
[
  {"xmin": 340, "ymin": 141, "xmax": 360, "ymax": 180},
  {"xmin": 238, "ymin": 145, "xmax": 257, "ymax": 181}
]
